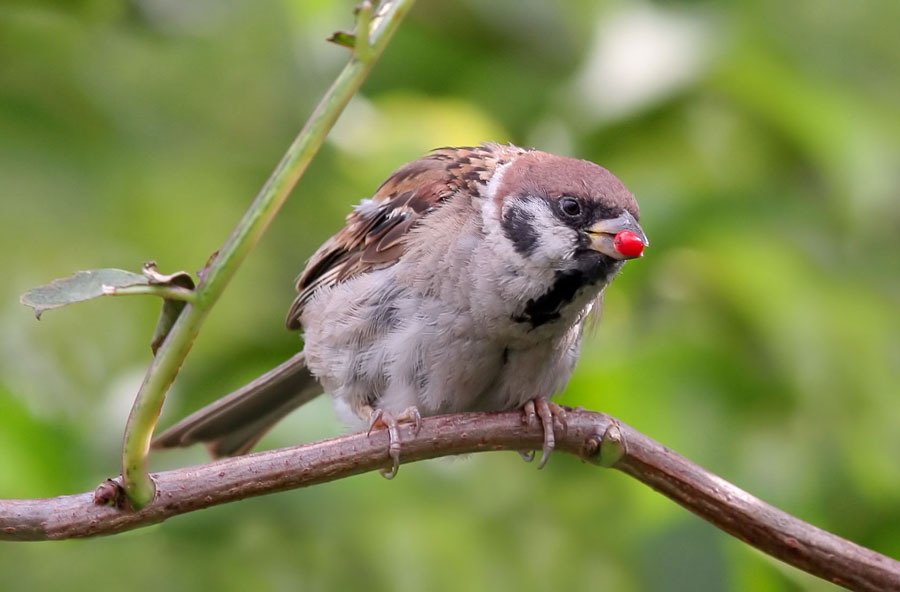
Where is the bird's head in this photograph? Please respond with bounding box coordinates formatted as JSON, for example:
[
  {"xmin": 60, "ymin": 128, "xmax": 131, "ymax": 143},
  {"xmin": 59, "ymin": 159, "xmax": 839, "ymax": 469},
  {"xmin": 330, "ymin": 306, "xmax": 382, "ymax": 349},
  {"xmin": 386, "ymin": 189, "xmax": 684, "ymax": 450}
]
[{"xmin": 488, "ymin": 149, "xmax": 648, "ymax": 284}]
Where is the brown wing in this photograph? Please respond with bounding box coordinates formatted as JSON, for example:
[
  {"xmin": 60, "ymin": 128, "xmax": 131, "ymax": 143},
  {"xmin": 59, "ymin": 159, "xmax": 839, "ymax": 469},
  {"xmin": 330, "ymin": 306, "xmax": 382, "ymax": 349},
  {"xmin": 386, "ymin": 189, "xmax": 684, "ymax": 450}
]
[
  {"xmin": 286, "ymin": 148, "xmax": 464, "ymax": 329},
  {"xmin": 286, "ymin": 144, "xmax": 529, "ymax": 330}
]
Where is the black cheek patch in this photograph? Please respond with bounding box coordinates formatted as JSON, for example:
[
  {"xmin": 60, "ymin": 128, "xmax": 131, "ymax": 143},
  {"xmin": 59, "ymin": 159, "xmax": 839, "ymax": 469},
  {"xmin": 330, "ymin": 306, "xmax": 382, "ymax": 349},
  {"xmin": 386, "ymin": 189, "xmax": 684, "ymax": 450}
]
[{"xmin": 501, "ymin": 204, "xmax": 539, "ymax": 256}]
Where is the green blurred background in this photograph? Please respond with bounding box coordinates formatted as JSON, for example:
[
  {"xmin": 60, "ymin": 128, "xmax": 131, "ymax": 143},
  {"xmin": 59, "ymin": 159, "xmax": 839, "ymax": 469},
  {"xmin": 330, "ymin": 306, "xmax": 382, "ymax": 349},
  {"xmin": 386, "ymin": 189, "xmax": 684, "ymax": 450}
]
[{"xmin": 1, "ymin": 1, "xmax": 898, "ymax": 590}]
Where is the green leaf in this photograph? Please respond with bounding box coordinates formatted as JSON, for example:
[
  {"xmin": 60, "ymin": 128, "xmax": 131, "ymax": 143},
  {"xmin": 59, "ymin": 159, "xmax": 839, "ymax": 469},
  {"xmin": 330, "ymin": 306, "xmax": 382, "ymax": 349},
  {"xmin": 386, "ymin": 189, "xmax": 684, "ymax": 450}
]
[
  {"xmin": 20, "ymin": 268, "xmax": 148, "ymax": 319},
  {"xmin": 20, "ymin": 264, "xmax": 196, "ymax": 354},
  {"xmin": 327, "ymin": 31, "xmax": 356, "ymax": 49}
]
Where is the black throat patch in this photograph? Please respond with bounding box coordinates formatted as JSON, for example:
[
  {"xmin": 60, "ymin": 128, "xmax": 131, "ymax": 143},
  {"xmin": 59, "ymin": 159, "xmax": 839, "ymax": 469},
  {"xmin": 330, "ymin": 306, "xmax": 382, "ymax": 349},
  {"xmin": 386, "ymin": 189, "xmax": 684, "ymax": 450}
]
[
  {"xmin": 512, "ymin": 254, "xmax": 619, "ymax": 329},
  {"xmin": 513, "ymin": 270, "xmax": 589, "ymax": 328}
]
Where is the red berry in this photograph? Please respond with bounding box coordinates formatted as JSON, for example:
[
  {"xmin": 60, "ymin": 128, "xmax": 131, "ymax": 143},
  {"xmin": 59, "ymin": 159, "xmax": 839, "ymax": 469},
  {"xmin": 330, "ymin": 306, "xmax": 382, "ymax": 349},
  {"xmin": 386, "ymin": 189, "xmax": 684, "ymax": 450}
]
[{"xmin": 614, "ymin": 230, "xmax": 645, "ymax": 258}]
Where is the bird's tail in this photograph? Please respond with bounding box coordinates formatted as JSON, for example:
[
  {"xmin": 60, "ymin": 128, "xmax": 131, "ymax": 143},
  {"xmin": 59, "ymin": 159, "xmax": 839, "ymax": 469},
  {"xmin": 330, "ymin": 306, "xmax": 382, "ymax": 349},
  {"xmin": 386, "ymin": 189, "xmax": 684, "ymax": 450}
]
[{"xmin": 152, "ymin": 351, "xmax": 321, "ymax": 458}]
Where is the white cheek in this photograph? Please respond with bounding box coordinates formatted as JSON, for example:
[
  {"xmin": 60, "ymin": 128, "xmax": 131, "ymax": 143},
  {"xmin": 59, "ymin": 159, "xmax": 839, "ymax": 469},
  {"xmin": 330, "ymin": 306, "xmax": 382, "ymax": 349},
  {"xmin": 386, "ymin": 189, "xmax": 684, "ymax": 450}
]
[
  {"xmin": 481, "ymin": 160, "xmax": 579, "ymax": 277},
  {"xmin": 521, "ymin": 201, "xmax": 579, "ymax": 264}
]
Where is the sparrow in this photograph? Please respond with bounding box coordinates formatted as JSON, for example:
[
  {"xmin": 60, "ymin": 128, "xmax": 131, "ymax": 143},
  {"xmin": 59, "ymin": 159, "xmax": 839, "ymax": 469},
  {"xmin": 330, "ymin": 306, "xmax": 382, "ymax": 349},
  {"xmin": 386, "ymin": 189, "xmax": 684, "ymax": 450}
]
[{"xmin": 153, "ymin": 143, "xmax": 647, "ymax": 476}]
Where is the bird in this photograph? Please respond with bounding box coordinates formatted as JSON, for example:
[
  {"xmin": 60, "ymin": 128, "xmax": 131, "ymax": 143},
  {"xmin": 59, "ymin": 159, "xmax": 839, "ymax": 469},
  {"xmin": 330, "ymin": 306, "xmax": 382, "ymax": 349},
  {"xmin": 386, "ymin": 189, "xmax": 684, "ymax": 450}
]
[{"xmin": 153, "ymin": 143, "xmax": 648, "ymax": 477}]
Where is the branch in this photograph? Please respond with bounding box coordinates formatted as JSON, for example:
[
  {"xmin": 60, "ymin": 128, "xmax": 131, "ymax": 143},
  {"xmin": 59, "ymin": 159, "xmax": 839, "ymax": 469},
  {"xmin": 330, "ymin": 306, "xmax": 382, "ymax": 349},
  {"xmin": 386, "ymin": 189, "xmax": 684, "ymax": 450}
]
[
  {"xmin": 2, "ymin": 410, "xmax": 897, "ymax": 591},
  {"xmin": 119, "ymin": 0, "xmax": 417, "ymax": 508}
]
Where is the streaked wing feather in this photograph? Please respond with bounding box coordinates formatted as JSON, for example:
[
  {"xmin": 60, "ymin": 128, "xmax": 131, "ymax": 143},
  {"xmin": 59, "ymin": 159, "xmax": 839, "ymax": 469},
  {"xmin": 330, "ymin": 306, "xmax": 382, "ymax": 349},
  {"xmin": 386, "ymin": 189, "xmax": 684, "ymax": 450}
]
[
  {"xmin": 286, "ymin": 156, "xmax": 451, "ymax": 329},
  {"xmin": 285, "ymin": 144, "xmax": 527, "ymax": 330}
]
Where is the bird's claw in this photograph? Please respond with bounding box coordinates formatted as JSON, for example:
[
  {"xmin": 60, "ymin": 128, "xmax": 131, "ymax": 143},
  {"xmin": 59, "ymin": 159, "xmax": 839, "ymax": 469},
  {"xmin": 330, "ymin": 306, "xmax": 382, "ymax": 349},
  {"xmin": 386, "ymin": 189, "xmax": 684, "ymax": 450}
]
[
  {"xmin": 366, "ymin": 406, "xmax": 422, "ymax": 479},
  {"xmin": 522, "ymin": 399, "xmax": 568, "ymax": 469}
]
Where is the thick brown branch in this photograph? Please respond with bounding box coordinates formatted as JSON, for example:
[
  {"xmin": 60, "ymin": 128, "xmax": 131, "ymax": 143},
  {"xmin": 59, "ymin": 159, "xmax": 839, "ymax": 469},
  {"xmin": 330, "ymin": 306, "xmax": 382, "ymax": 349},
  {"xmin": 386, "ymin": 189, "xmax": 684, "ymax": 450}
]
[{"xmin": 1, "ymin": 410, "xmax": 897, "ymax": 591}]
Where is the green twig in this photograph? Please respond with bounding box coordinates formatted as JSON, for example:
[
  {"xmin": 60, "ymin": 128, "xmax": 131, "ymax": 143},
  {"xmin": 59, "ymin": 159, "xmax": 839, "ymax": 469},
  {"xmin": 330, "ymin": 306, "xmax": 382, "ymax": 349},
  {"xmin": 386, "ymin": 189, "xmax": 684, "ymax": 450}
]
[
  {"xmin": 121, "ymin": 0, "xmax": 417, "ymax": 508},
  {"xmin": 103, "ymin": 285, "xmax": 196, "ymax": 302},
  {"xmin": 354, "ymin": 1, "xmax": 374, "ymax": 60}
]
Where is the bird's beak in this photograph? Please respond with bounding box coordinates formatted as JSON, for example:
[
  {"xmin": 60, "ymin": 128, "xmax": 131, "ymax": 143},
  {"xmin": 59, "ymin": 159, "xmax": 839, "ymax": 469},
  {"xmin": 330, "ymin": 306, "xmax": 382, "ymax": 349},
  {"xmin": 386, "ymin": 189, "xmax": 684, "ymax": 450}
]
[{"xmin": 586, "ymin": 211, "xmax": 649, "ymax": 260}]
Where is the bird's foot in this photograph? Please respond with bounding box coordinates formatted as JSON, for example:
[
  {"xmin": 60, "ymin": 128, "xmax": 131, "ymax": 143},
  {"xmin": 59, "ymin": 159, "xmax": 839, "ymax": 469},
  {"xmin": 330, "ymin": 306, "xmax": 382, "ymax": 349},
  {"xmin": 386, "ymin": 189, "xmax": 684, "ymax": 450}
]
[
  {"xmin": 522, "ymin": 398, "xmax": 568, "ymax": 469},
  {"xmin": 366, "ymin": 406, "xmax": 422, "ymax": 479},
  {"xmin": 518, "ymin": 450, "xmax": 536, "ymax": 463}
]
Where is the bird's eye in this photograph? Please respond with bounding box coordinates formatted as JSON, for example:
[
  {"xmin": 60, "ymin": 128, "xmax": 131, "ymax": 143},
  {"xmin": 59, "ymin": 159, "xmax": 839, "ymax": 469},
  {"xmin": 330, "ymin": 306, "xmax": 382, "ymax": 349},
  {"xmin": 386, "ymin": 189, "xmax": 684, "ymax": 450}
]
[{"xmin": 560, "ymin": 196, "xmax": 582, "ymax": 217}]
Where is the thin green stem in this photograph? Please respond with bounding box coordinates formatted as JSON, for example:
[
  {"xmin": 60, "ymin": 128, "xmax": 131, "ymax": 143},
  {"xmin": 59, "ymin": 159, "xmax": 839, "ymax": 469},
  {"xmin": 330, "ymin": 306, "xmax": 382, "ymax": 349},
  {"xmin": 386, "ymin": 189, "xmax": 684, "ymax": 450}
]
[
  {"xmin": 105, "ymin": 285, "xmax": 197, "ymax": 302},
  {"xmin": 121, "ymin": 0, "xmax": 417, "ymax": 508},
  {"xmin": 355, "ymin": 2, "xmax": 374, "ymax": 60}
]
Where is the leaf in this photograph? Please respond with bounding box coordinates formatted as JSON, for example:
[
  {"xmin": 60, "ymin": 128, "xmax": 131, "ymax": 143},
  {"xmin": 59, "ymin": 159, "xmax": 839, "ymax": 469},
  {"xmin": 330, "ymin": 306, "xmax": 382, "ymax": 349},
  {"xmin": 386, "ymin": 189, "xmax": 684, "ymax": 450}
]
[
  {"xmin": 20, "ymin": 264, "xmax": 196, "ymax": 355},
  {"xmin": 327, "ymin": 31, "xmax": 356, "ymax": 49},
  {"xmin": 20, "ymin": 269, "xmax": 149, "ymax": 320}
]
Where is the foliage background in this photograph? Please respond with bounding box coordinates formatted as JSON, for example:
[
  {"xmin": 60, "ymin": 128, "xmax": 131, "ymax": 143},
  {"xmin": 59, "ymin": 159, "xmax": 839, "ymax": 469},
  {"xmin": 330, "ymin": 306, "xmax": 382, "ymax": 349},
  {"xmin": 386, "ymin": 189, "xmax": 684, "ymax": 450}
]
[{"xmin": 1, "ymin": 1, "xmax": 898, "ymax": 590}]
